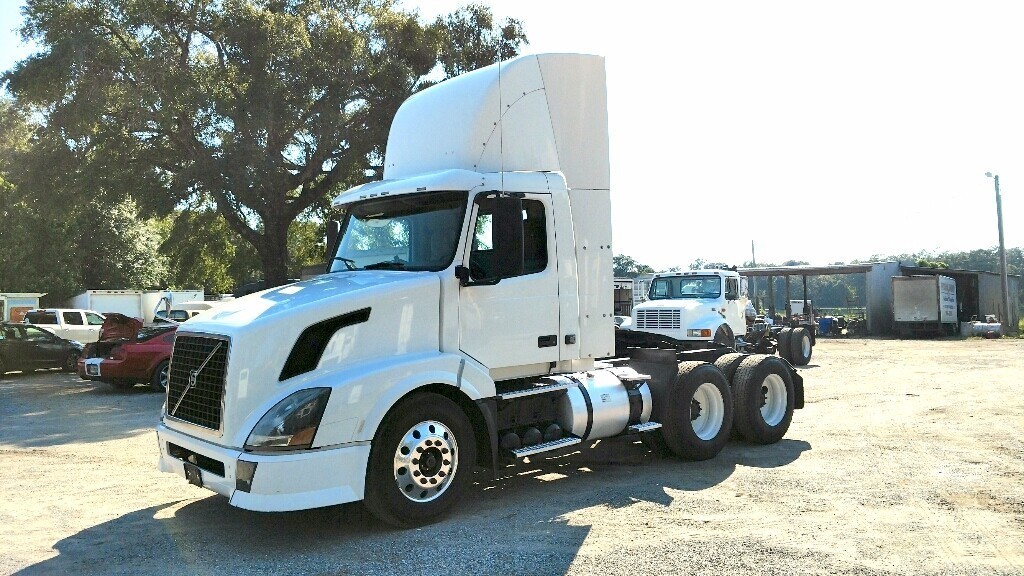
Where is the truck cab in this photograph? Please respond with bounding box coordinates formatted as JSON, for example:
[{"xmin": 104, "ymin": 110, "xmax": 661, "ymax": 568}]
[{"xmin": 631, "ymin": 270, "xmax": 748, "ymax": 349}]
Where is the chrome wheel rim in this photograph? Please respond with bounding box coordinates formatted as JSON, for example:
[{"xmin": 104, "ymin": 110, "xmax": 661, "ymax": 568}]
[
  {"xmin": 393, "ymin": 420, "xmax": 458, "ymax": 503},
  {"xmin": 760, "ymin": 374, "xmax": 788, "ymax": 426},
  {"xmin": 800, "ymin": 335, "xmax": 811, "ymax": 358},
  {"xmin": 158, "ymin": 364, "xmax": 169, "ymax": 390},
  {"xmin": 690, "ymin": 382, "xmax": 725, "ymax": 440}
]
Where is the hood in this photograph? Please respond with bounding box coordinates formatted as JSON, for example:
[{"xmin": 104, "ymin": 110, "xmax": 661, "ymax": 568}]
[
  {"xmin": 185, "ymin": 271, "xmax": 434, "ymax": 334},
  {"xmin": 636, "ymin": 299, "xmax": 712, "ymax": 313},
  {"xmin": 171, "ymin": 270, "xmax": 443, "ymax": 446},
  {"xmin": 99, "ymin": 313, "xmax": 144, "ymax": 341}
]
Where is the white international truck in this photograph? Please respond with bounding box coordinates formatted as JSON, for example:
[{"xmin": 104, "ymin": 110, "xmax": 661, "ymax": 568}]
[
  {"xmin": 892, "ymin": 275, "xmax": 958, "ymax": 337},
  {"xmin": 156, "ymin": 53, "xmax": 804, "ymax": 528},
  {"xmin": 626, "ymin": 269, "xmax": 815, "ymax": 365}
]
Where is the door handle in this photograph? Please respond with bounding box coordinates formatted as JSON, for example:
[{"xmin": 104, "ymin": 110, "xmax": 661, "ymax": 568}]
[{"xmin": 537, "ymin": 335, "xmax": 557, "ymax": 348}]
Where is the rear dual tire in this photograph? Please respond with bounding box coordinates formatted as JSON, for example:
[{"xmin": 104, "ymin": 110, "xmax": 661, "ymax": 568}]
[
  {"xmin": 731, "ymin": 354, "xmax": 796, "ymax": 444},
  {"xmin": 641, "ymin": 362, "xmax": 733, "ymax": 461}
]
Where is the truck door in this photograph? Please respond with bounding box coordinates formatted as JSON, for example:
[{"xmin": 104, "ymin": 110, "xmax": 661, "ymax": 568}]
[
  {"xmin": 723, "ymin": 276, "xmax": 745, "ymax": 336},
  {"xmin": 61, "ymin": 311, "xmax": 89, "ymax": 343},
  {"xmin": 458, "ymin": 194, "xmax": 560, "ymax": 370}
]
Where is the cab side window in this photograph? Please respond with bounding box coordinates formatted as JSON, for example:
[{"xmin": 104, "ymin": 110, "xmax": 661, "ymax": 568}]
[
  {"xmin": 86, "ymin": 313, "xmax": 104, "ymax": 325},
  {"xmin": 725, "ymin": 278, "xmax": 739, "ymax": 300},
  {"xmin": 469, "ymin": 198, "xmax": 548, "ymax": 280}
]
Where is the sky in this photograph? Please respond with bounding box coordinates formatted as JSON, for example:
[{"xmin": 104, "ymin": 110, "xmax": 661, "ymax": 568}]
[{"xmin": 2, "ymin": 1, "xmax": 1021, "ymax": 271}]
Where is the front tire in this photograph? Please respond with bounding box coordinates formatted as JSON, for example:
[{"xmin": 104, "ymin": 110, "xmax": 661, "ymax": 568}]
[
  {"xmin": 364, "ymin": 393, "xmax": 476, "ymax": 528},
  {"xmin": 713, "ymin": 325, "xmax": 736, "ymax": 350},
  {"xmin": 659, "ymin": 362, "xmax": 733, "ymax": 461},
  {"xmin": 732, "ymin": 355, "xmax": 795, "ymax": 444}
]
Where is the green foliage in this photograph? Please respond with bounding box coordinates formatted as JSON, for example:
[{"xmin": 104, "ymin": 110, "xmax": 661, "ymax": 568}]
[
  {"xmin": 613, "ymin": 253, "xmax": 654, "ymax": 278},
  {"xmin": 5, "ymin": 0, "xmax": 528, "ymax": 286}
]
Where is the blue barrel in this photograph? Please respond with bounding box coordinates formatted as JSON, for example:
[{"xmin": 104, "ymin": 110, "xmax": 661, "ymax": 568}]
[{"xmin": 818, "ymin": 317, "xmax": 833, "ymax": 335}]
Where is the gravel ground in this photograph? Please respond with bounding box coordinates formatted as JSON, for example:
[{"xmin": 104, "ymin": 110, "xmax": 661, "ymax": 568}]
[{"xmin": 2, "ymin": 337, "xmax": 1023, "ymax": 575}]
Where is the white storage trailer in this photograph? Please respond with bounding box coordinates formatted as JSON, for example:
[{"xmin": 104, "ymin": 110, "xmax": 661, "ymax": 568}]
[
  {"xmin": 892, "ymin": 275, "xmax": 957, "ymax": 336},
  {"xmin": 155, "ymin": 54, "xmax": 805, "ymax": 528},
  {"xmin": 68, "ymin": 290, "xmax": 204, "ymax": 322}
]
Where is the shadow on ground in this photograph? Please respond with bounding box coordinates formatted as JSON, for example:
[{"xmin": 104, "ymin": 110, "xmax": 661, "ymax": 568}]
[{"xmin": 18, "ymin": 437, "xmax": 810, "ymax": 575}]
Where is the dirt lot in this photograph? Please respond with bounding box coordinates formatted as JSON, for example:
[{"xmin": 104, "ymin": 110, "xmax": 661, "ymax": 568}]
[{"xmin": 2, "ymin": 338, "xmax": 1023, "ymax": 575}]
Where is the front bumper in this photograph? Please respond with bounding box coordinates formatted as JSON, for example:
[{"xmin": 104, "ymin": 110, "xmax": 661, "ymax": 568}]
[{"xmin": 156, "ymin": 423, "xmax": 370, "ymax": 511}]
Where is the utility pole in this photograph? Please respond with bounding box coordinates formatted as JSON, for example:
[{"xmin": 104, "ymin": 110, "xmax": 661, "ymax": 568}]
[
  {"xmin": 985, "ymin": 172, "xmax": 1012, "ymax": 332},
  {"xmin": 751, "ymin": 240, "xmax": 757, "ymax": 311}
]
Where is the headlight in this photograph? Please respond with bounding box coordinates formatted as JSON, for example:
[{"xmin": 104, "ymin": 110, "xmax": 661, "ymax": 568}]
[
  {"xmin": 687, "ymin": 329, "xmax": 712, "ymax": 338},
  {"xmin": 245, "ymin": 388, "xmax": 331, "ymax": 453}
]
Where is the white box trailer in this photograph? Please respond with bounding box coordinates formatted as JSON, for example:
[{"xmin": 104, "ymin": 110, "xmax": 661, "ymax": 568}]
[
  {"xmin": 69, "ymin": 290, "xmax": 204, "ymax": 322},
  {"xmin": 892, "ymin": 275, "xmax": 957, "ymax": 337}
]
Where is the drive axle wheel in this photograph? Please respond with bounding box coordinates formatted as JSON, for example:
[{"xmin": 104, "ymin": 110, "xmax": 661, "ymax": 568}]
[
  {"xmin": 732, "ymin": 355, "xmax": 795, "ymax": 444},
  {"xmin": 659, "ymin": 361, "xmax": 733, "ymax": 461},
  {"xmin": 790, "ymin": 327, "xmax": 813, "ymax": 365},
  {"xmin": 776, "ymin": 327, "xmax": 794, "ymax": 362},
  {"xmin": 364, "ymin": 393, "xmax": 476, "ymax": 528}
]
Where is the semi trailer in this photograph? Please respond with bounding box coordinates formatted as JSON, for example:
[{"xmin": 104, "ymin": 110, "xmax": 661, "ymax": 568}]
[
  {"xmin": 156, "ymin": 53, "xmax": 805, "ymax": 528},
  {"xmin": 893, "ymin": 275, "xmax": 958, "ymax": 337}
]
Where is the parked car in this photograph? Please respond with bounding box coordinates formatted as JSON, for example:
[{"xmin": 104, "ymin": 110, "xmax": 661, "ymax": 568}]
[
  {"xmin": 0, "ymin": 321, "xmax": 84, "ymax": 376},
  {"xmin": 23, "ymin": 308, "xmax": 106, "ymax": 343},
  {"xmin": 77, "ymin": 314, "xmax": 176, "ymax": 392}
]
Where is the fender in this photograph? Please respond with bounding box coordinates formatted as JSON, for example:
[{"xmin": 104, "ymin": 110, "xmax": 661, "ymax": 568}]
[{"xmin": 230, "ymin": 351, "xmax": 496, "ymax": 451}]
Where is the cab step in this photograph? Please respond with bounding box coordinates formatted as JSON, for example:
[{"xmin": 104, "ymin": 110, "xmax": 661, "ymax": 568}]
[
  {"xmin": 510, "ymin": 436, "xmax": 582, "ymax": 458},
  {"xmin": 628, "ymin": 421, "xmax": 662, "ymax": 433},
  {"xmin": 498, "ymin": 381, "xmax": 570, "ymax": 401}
]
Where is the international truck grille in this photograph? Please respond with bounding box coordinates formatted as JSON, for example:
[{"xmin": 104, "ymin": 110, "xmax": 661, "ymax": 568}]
[
  {"xmin": 636, "ymin": 309, "xmax": 681, "ymax": 330},
  {"xmin": 167, "ymin": 335, "xmax": 229, "ymax": 431}
]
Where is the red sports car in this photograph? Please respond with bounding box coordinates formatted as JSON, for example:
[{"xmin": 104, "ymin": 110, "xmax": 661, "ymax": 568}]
[{"xmin": 77, "ymin": 314, "xmax": 176, "ymax": 392}]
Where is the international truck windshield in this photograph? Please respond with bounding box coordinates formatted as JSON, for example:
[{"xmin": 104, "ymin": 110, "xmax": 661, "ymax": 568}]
[
  {"xmin": 330, "ymin": 191, "xmax": 468, "ymax": 273},
  {"xmin": 649, "ymin": 275, "xmax": 722, "ymax": 299}
]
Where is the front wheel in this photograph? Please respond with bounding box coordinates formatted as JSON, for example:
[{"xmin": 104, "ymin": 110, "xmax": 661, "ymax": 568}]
[{"xmin": 364, "ymin": 393, "xmax": 476, "ymax": 528}]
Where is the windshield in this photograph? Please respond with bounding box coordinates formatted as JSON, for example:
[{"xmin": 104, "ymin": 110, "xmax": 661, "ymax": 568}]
[
  {"xmin": 330, "ymin": 191, "xmax": 468, "ymax": 273},
  {"xmin": 648, "ymin": 275, "xmax": 723, "ymax": 300}
]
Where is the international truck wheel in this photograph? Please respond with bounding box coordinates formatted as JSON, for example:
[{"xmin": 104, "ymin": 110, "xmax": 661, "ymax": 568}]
[
  {"xmin": 713, "ymin": 325, "xmax": 736, "ymax": 350},
  {"xmin": 364, "ymin": 392, "xmax": 476, "ymax": 528},
  {"xmin": 660, "ymin": 362, "xmax": 733, "ymax": 461},
  {"xmin": 732, "ymin": 355, "xmax": 795, "ymax": 444},
  {"xmin": 776, "ymin": 328, "xmax": 794, "ymax": 362},
  {"xmin": 790, "ymin": 327, "xmax": 812, "ymax": 366},
  {"xmin": 150, "ymin": 361, "xmax": 169, "ymax": 392}
]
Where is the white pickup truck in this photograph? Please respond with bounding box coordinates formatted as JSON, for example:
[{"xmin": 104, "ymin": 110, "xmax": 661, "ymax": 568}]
[{"xmin": 23, "ymin": 308, "xmax": 106, "ymax": 343}]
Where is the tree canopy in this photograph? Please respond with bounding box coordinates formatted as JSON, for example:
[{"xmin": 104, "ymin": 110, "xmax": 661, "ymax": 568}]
[{"xmin": 4, "ymin": 0, "xmax": 527, "ymax": 287}]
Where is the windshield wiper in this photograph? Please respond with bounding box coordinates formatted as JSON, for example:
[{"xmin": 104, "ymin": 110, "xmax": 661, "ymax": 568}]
[
  {"xmin": 363, "ymin": 260, "xmax": 407, "ymax": 270},
  {"xmin": 332, "ymin": 256, "xmax": 357, "ymax": 271}
]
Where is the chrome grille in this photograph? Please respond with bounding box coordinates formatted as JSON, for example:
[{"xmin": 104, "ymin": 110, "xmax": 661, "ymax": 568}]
[
  {"xmin": 167, "ymin": 335, "xmax": 229, "ymax": 431},
  {"xmin": 636, "ymin": 309, "xmax": 681, "ymax": 330}
]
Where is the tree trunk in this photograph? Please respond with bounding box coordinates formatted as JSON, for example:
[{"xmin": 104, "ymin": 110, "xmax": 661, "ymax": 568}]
[{"xmin": 258, "ymin": 221, "xmax": 292, "ymax": 289}]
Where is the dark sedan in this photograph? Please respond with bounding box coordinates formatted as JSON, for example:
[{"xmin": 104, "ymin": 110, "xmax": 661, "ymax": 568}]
[{"xmin": 0, "ymin": 321, "xmax": 84, "ymax": 376}]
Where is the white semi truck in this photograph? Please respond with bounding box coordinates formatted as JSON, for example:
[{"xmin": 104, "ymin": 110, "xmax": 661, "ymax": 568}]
[
  {"xmin": 626, "ymin": 269, "xmax": 814, "ymax": 365},
  {"xmin": 156, "ymin": 53, "xmax": 804, "ymax": 528}
]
